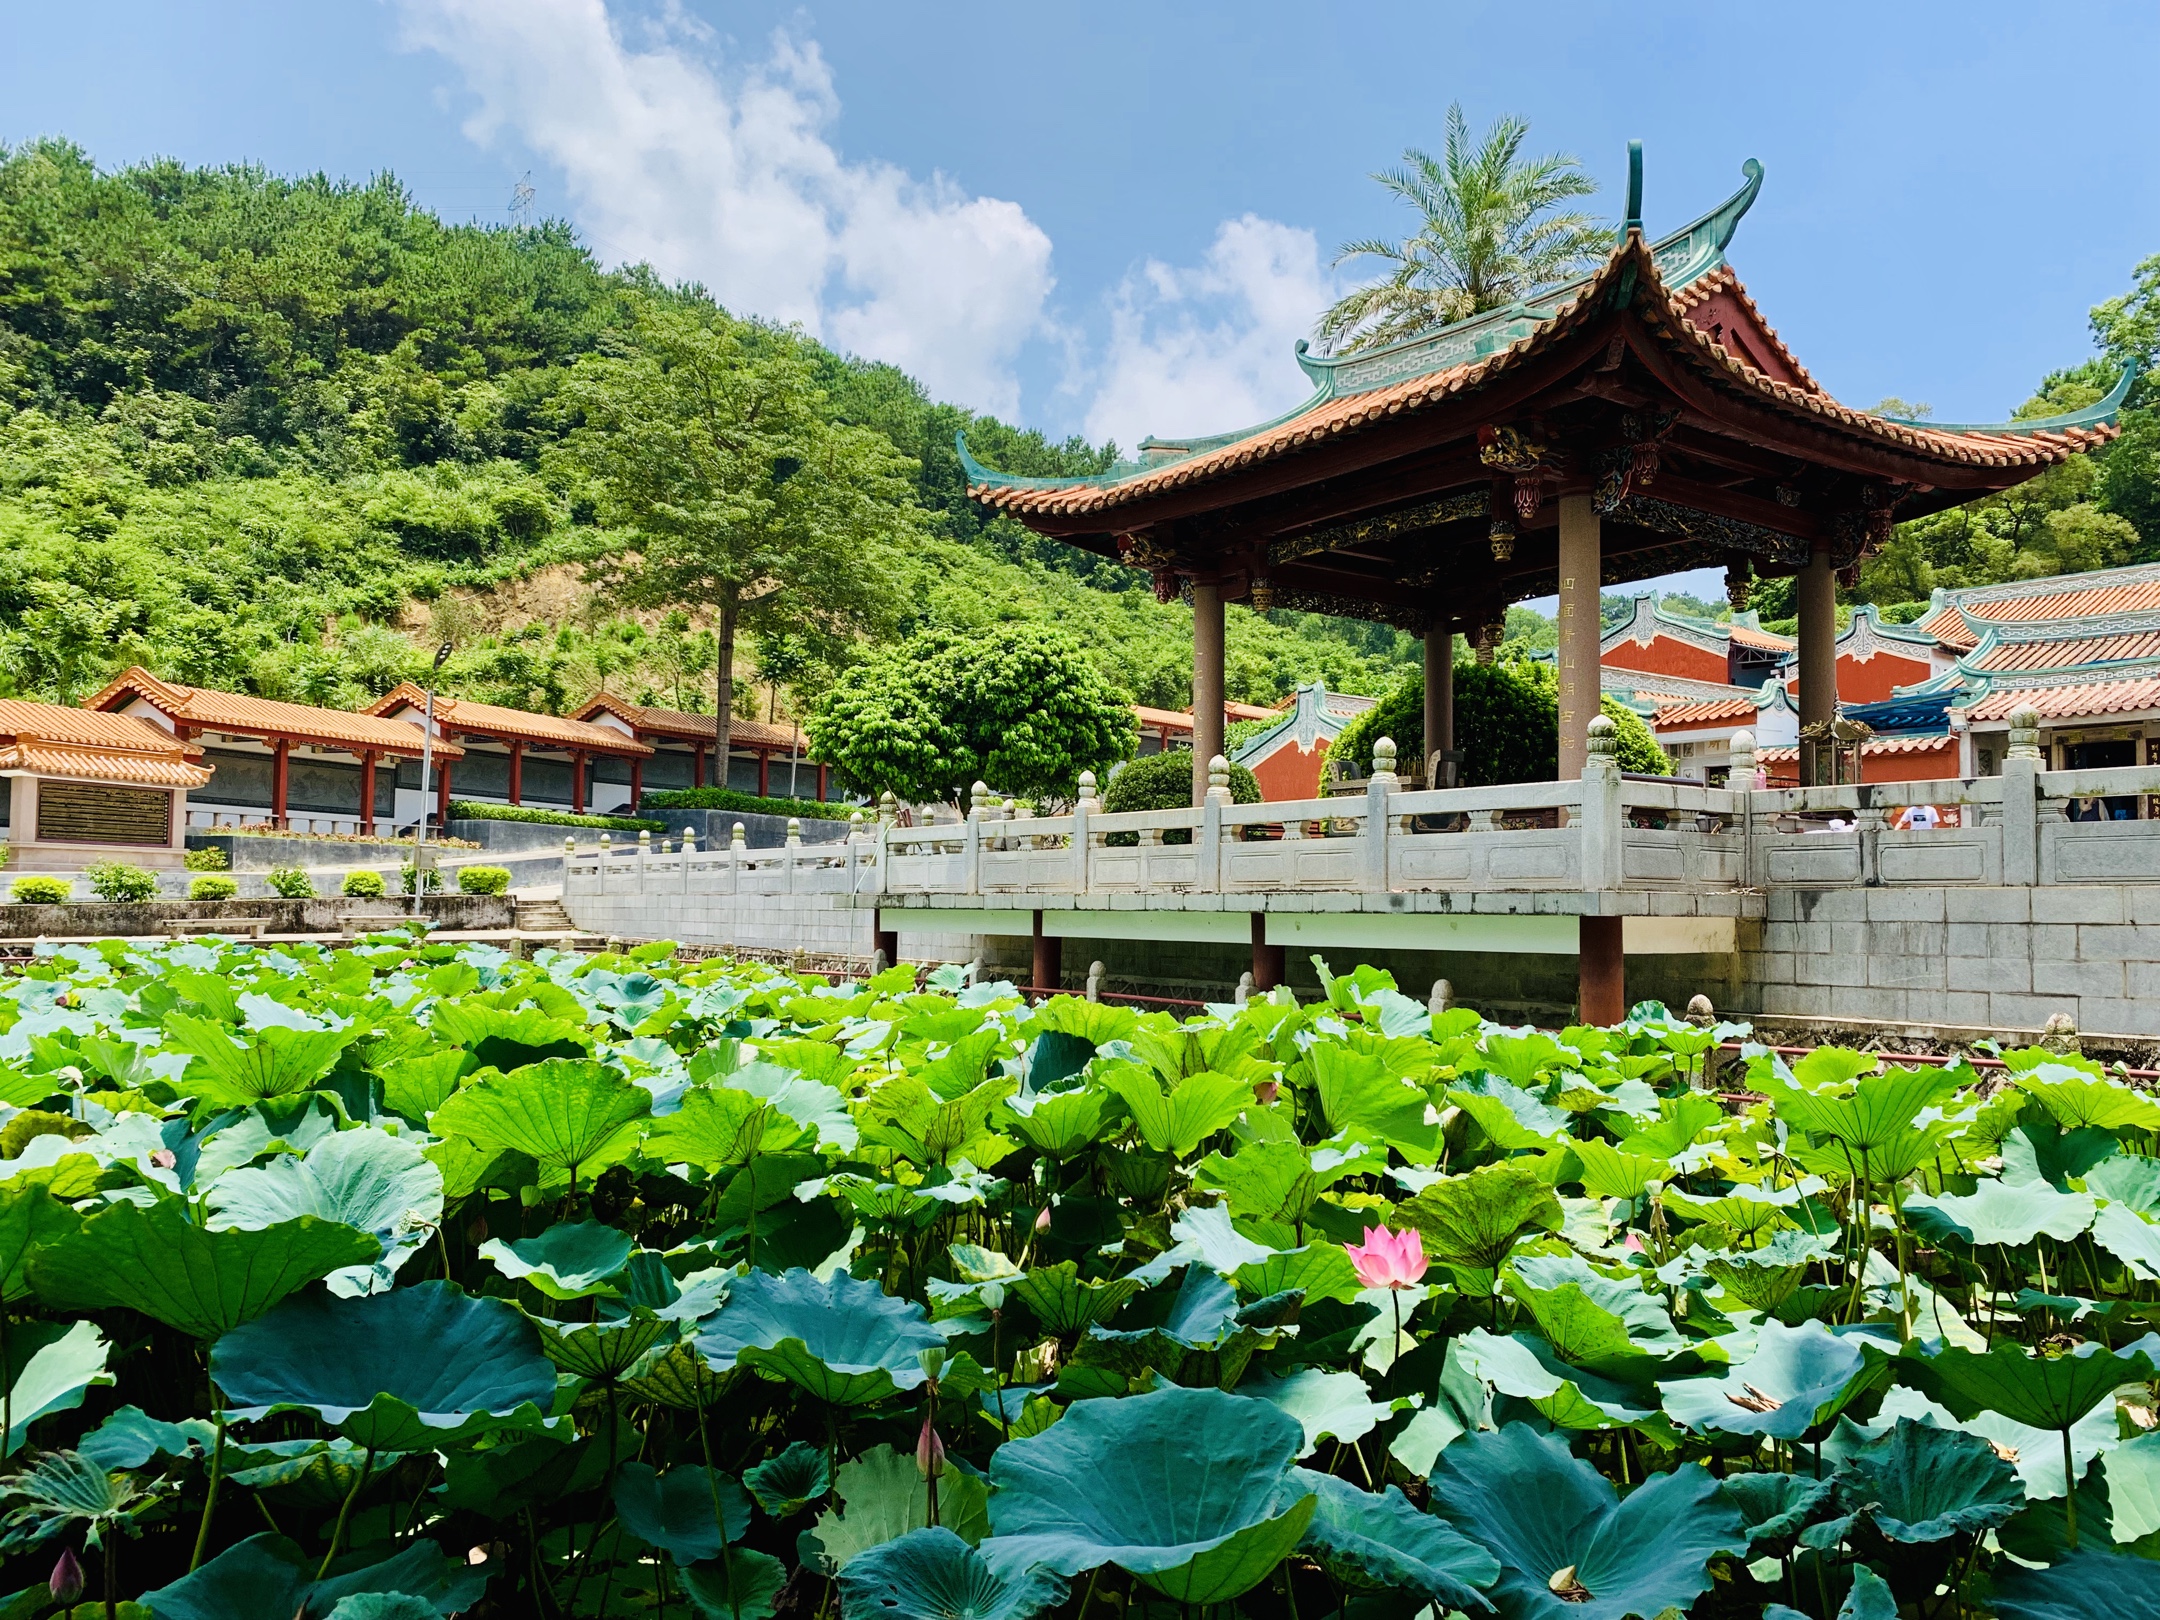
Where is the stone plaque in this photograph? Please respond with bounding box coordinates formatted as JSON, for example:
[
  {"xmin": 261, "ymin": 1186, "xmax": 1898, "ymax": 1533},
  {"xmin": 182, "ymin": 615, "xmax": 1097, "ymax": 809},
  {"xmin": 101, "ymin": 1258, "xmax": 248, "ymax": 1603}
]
[{"xmin": 35, "ymin": 782, "xmax": 172, "ymax": 846}]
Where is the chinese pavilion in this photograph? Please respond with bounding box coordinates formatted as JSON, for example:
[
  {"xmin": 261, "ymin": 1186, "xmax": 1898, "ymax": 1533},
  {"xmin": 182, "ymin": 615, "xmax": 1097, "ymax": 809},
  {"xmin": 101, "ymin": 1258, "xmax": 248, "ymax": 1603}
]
[{"xmin": 959, "ymin": 148, "xmax": 2131, "ymax": 813}]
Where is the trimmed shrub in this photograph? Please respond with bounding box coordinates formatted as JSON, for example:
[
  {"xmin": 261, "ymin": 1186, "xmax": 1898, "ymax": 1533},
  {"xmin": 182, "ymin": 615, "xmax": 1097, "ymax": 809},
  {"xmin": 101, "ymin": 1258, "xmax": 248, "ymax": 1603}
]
[
  {"xmin": 341, "ymin": 870, "xmax": 387, "ymax": 899},
  {"xmin": 182, "ymin": 845, "xmax": 230, "ymax": 871},
  {"xmin": 187, "ymin": 875, "xmax": 239, "ymax": 901},
  {"xmin": 1100, "ymin": 750, "xmax": 1262, "ymax": 846},
  {"xmin": 448, "ymin": 801, "xmax": 661, "ymax": 834},
  {"xmin": 264, "ymin": 866, "xmax": 317, "ymax": 898},
  {"xmin": 400, "ymin": 861, "xmax": 443, "ymax": 895},
  {"xmin": 10, "ymin": 876, "xmax": 70, "ymax": 905},
  {"xmin": 641, "ymin": 787, "xmax": 847, "ymax": 823},
  {"xmin": 457, "ymin": 865, "xmax": 512, "ymax": 896},
  {"xmin": 84, "ymin": 862, "xmax": 160, "ymax": 903}
]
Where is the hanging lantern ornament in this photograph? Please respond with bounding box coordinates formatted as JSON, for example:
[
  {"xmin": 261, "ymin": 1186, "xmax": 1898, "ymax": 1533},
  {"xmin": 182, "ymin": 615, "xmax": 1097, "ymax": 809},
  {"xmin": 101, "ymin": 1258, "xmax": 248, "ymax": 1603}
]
[
  {"xmin": 1249, "ymin": 575, "xmax": 1276, "ymax": 612},
  {"xmin": 1724, "ymin": 561, "xmax": 1753, "ymax": 612},
  {"xmin": 1488, "ymin": 521, "xmax": 1516, "ymax": 562}
]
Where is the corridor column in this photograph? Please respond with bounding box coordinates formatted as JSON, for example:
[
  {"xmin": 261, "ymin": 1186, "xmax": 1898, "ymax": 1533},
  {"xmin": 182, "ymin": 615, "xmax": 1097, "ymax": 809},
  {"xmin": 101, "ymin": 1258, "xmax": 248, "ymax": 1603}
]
[
  {"xmin": 1557, "ymin": 493, "xmax": 1623, "ymax": 1021},
  {"xmin": 359, "ymin": 752, "xmax": 377, "ymax": 836},
  {"xmin": 508, "ymin": 740, "xmax": 524, "ymax": 806},
  {"xmin": 1796, "ymin": 542, "xmax": 1837, "ymax": 786},
  {"xmin": 1191, "ymin": 578, "xmax": 1225, "ymax": 806},
  {"xmin": 1556, "ymin": 495, "xmax": 1603, "ymax": 779},
  {"xmin": 271, "ymin": 739, "xmax": 291, "ymax": 828},
  {"xmin": 1423, "ymin": 614, "xmax": 1454, "ymax": 785}
]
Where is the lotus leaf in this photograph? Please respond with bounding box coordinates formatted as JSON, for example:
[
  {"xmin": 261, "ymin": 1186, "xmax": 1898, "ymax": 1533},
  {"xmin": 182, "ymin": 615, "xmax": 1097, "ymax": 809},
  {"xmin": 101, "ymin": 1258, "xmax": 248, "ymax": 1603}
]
[
  {"xmin": 1725, "ymin": 1471, "xmax": 1837, "ymax": 1547},
  {"xmin": 211, "ymin": 1280, "xmax": 560, "ymax": 1451},
  {"xmin": 744, "ymin": 1441, "xmax": 830, "ymax": 1517},
  {"xmin": 1766, "ymin": 1564, "xmax": 1897, "ymax": 1620},
  {"xmin": 1428, "ymin": 1423, "xmax": 1744, "ymax": 1620},
  {"xmin": 1007, "ymin": 1262, "xmax": 1141, "ymax": 1336},
  {"xmin": 1504, "ymin": 1253, "xmax": 1682, "ymax": 1372},
  {"xmin": 1094, "ymin": 1064, "xmax": 1250, "ymax": 1157},
  {"xmin": 981, "ymin": 1385, "xmax": 1315, "ymax": 1603},
  {"xmin": 161, "ymin": 1013, "xmax": 359, "ymax": 1106},
  {"xmin": 139, "ymin": 1533, "xmax": 488, "ymax": 1619},
  {"xmin": 1991, "ymin": 1547, "xmax": 2160, "ymax": 1620},
  {"xmin": 1827, "ymin": 1417, "xmax": 2026, "ymax": 1542},
  {"xmin": 1308, "ymin": 1045, "xmax": 1439, "ymax": 1160},
  {"xmin": 2, "ymin": 1319, "xmax": 111, "ymax": 1456},
  {"xmin": 1452, "ymin": 1329, "xmax": 1668, "ymax": 1433},
  {"xmin": 835, "ymin": 1528, "xmax": 1069, "ymax": 1620},
  {"xmin": 696, "ymin": 1268, "xmax": 944, "ymax": 1404},
  {"xmin": 428, "ymin": 1058, "xmax": 650, "ymax": 1184},
  {"xmin": 613, "ymin": 1460, "xmax": 752, "ymax": 1564},
  {"xmin": 1399, "ymin": 1164, "xmax": 1564, "ymax": 1288},
  {"xmin": 1291, "ymin": 1467, "xmax": 1497, "ymax": 1611},
  {"xmin": 535, "ymin": 1313, "xmax": 676, "ymax": 1380},
  {"xmin": 1902, "ymin": 1341, "xmax": 2158, "ymax": 1434},
  {"xmin": 206, "ymin": 1127, "xmax": 443, "ymax": 1294},
  {"xmin": 1004, "ymin": 1089, "xmax": 1117, "ymax": 1159},
  {"xmin": 808, "ymin": 1445, "xmax": 991, "ymax": 1571},
  {"xmin": 1906, "ymin": 1178, "xmax": 2097, "ymax": 1247},
  {"xmin": 1658, "ymin": 1319, "xmax": 1882, "ymax": 1441},
  {"xmin": 1241, "ymin": 1369, "xmax": 1394, "ymax": 1457},
  {"xmin": 0, "ymin": 1181, "xmax": 79, "ymax": 1302},
  {"xmin": 478, "ymin": 1220, "xmax": 633, "ymax": 1300},
  {"xmin": 29, "ymin": 1200, "xmax": 379, "ymax": 1339},
  {"xmin": 680, "ymin": 1547, "xmax": 790, "ymax": 1620}
]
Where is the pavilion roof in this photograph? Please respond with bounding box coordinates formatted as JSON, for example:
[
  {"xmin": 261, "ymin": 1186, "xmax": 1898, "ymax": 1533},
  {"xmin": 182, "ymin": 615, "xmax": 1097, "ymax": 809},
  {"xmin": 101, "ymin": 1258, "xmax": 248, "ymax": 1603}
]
[
  {"xmin": 0, "ymin": 699, "xmax": 213, "ymax": 789},
  {"xmin": 1966, "ymin": 670, "xmax": 2160, "ymax": 723},
  {"xmin": 960, "ymin": 154, "xmax": 2131, "ymax": 628},
  {"xmin": 571, "ymin": 694, "xmax": 806, "ymax": 753},
  {"xmin": 1917, "ymin": 561, "xmax": 2160, "ymax": 648},
  {"xmin": 85, "ymin": 668, "xmax": 456, "ymax": 760},
  {"xmin": 368, "ymin": 684, "xmax": 651, "ymax": 757}
]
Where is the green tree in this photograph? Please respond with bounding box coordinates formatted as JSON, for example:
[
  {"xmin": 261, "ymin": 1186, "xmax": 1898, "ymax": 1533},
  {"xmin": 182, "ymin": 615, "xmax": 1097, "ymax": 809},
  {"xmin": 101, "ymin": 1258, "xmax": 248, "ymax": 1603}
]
[
  {"xmin": 807, "ymin": 624, "xmax": 1136, "ymax": 808},
  {"xmin": 1329, "ymin": 659, "xmax": 1667, "ymax": 785},
  {"xmin": 558, "ymin": 300, "xmax": 922, "ymax": 765},
  {"xmin": 1318, "ymin": 105, "xmax": 1606, "ymax": 354}
]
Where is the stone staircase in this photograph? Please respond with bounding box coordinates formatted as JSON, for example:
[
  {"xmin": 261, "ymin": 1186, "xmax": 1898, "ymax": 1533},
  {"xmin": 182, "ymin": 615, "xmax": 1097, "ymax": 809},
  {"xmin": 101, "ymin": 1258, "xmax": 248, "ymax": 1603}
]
[{"xmin": 514, "ymin": 896, "xmax": 576, "ymax": 934}]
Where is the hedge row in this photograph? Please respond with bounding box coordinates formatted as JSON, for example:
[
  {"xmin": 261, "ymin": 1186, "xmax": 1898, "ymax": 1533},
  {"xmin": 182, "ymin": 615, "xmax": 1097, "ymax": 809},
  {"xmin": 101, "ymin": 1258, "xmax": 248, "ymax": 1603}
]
[
  {"xmin": 447, "ymin": 801, "xmax": 662, "ymax": 833},
  {"xmin": 639, "ymin": 786, "xmax": 855, "ymax": 822}
]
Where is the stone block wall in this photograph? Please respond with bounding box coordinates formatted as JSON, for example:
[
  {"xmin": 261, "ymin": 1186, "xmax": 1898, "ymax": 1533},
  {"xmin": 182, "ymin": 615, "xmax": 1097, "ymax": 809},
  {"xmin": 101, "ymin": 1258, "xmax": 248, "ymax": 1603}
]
[{"xmin": 1736, "ymin": 883, "xmax": 2160, "ymax": 1038}]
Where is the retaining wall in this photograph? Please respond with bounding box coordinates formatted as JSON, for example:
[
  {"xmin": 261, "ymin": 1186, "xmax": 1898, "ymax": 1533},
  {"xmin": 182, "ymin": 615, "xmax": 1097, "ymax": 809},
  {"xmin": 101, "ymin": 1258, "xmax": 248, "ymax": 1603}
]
[{"xmin": 0, "ymin": 894, "xmax": 515, "ymax": 939}]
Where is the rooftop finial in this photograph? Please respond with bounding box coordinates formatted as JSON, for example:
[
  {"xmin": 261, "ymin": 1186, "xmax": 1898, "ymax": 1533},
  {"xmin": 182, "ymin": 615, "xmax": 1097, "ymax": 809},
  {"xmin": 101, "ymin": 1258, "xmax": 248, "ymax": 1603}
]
[{"xmin": 1625, "ymin": 141, "xmax": 1644, "ymax": 235}]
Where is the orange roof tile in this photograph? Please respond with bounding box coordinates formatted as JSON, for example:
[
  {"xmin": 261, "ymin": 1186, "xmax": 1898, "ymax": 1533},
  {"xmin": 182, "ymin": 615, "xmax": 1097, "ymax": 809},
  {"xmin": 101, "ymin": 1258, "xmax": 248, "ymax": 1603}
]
[
  {"xmin": 0, "ymin": 699, "xmax": 205, "ymax": 758},
  {"xmin": 1726, "ymin": 622, "xmax": 1796, "ymax": 652},
  {"xmin": 1653, "ymin": 696, "xmax": 1760, "ymax": 727},
  {"xmin": 0, "ymin": 743, "xmax": 212, "ymax": 788},
  {"xmin": 1972, "ymin": 630, "xmax": 2160, "ymax": 672},
  {"xmin": 1958, "ymin": 578, "xmax": 2160, "ymax": 627},
  {"xmin": 571, "ymin": 694, "xmax": 804, "ymax": 752},
  {"xmin": 84, "ymin": 668, "xmax": 458, "ymax": 759},
  {"xmin": 967, "ymin": 234, "xmax": 2116, "ymax": 522},
  {"xmin": 1756, "ymin": 736, "xmax": 1958, "ymax": 762},
  {"xmin": 370, "ymin": 684, "xmax": 650, "ymax": 756},
  {"xmin": 1968, "ymin": 676, "xmax": 2160, "ymax": 723}
]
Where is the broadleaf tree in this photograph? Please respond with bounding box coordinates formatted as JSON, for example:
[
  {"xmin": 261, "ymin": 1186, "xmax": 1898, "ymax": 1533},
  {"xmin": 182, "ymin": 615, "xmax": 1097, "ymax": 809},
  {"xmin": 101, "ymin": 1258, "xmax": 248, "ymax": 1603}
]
[
  {"xmin": 807, "ymin": 624, "xmax": 1135, "ymax": 809},
  {"xmin": 557, "ymin": 299, "xmax": 924, "ymax": 765}
]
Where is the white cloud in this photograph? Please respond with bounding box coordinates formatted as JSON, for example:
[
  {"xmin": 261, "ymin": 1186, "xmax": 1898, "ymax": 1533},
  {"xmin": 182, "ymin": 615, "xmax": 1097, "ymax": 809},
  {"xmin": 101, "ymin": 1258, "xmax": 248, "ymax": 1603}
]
[
  {"xmin": 1081, "ymin": 215, "xmax": 1334, "ymax": 456},
  {"xmin": 395, "ymin": 0, "xmax": 1054, "ymax": 417}
]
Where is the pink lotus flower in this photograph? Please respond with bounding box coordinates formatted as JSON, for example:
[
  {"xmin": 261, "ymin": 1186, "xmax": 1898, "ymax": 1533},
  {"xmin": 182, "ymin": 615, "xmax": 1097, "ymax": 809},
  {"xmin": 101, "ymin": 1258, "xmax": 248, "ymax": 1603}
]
[
  {"xmin": 1343, "ymin": 1225, "xmax": 1427, "ymax": 1290},
  {"xmin": 50, "ymin": 1549, "xmax": 83, "ymax": 1603},
  {"xmin": 915, "ymin": 1412, "xmax": 946, "ymax": 1480}
]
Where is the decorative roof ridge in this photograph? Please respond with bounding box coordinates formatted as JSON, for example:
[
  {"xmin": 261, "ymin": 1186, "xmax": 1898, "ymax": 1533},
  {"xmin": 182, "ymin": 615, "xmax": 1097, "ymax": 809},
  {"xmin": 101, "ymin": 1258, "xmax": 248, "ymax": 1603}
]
[
  {"xmin": 81, "ymin": 665, "xmax": 194, "ymax": 715},
  {"xmin": 369, "ymin": 682, "xmax": 654, "ymax": 753},
  {"xmin": 1597, "ymin": 667, "xmax": 1759, "ymax": 705},
  {"xmin": 1599, "ymin": 590, "xmax": 1732, "ymax": 657},
  {"xmin": 1978, "ymin": 607, "xmax": 2160, "ymax": 642},
  {"xmin": 961, "ymin": 151, "xmax": 1765, "ymax": 495},
  {"xmin": 1931, "ymin": 556, "xmax": 2160, "ymax": 609},
  {"xmin": 1229, "ymin": 681, "xmax": 1354, "ymax": 767},
  {"xmin": 1948, "ymin": 651, "xmax": 2160, "ymax": 695},
  {"xmin": 1879, "ymin": 361, "xmax": 2140, "ymax": 435},
  {"xmin": 1836, "ymin": 602, "xmax": 1947, "ymax": 654}
]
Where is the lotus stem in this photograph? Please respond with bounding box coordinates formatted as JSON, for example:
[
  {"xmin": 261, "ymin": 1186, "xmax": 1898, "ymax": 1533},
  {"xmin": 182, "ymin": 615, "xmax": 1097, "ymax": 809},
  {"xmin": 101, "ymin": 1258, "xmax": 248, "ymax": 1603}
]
[
  {"xmin": 315, "ymin": 1445, "xmax": 376, "ymax": 1582},
  {"xmin": 189, "ymin": 1404, "xmax": 226, "ymax": 1572},
  {"xmin": 2063, "ymin": 1427, "xmax": 2079, "ymax": 1550}
]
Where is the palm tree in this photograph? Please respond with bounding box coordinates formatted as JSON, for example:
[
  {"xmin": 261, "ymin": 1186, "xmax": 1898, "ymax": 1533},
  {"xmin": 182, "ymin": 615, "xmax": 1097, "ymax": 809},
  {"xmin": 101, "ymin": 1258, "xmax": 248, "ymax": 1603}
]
[{"xmin": 1317, "ymin": 105, "xmax": 1608, "ymax": 355}]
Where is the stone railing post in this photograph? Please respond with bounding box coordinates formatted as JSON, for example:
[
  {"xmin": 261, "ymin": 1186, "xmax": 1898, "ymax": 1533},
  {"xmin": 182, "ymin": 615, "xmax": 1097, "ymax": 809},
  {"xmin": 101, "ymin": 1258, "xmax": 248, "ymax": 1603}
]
[
  {"xmin": 1073, "ymin": 770, "xmax": 1097, "ymax": 892},
  {"xmin": 681, "ymin": 829, "xmax": 697, "ymax": 893},
  {"xmin": 597, "ymin": 832, "xmax": 612, "ymax": 894},
  {"xmin": 871, "ymin": 812, "xmax": 891, "ymax": 897},
  {"xmin": 1198, "ymin": 755, "xmax": 1231, "ymax": 891},
  {"xmin": 2002, "ymin": 704, "xmax": 2041, "ymax": 887},
  {"xmin": 965, "ymin": 782, "xmax": 987, "ymax": 894},
  {"xmin": 728, "ymin": 822, "xmax": 746, "ymax": 897},
  {"xmin": 1579, "ymin": 716, "xmax": 1622, "ymax": 891},
  {"xmin": 1728, "ymin": 729, "xmax": 1757, "ymax": 794},
  {"xmin": 1365, "ymin": 737, "xmax": 1399, "ymax": 892},
  {"xmin": 636, "ymin": 828, "xmax": 650, "ymax": 893}
]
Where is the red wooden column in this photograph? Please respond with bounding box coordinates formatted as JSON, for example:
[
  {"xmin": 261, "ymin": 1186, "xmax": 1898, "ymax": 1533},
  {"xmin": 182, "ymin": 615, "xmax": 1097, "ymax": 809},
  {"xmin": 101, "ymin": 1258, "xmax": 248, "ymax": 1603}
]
[
  {"xmin": 1578, "ymin": 916, "xmax": 1627, "ymax": 1026},
  {"xmin": 436, "ymin": 757, "xmax": 453, "ymax": 828},
  {"xmin": 1251, "ymin": 912, "xmax": 1285, "ymax": 991},
  {"xmin": 757, "ymin": 750, "xmax": 769, "ymax": 797},
  {"xmin": 816, "ymin": 763, "xmax": 828, "ymax": 802},
  {"xmin": 508, "ymin": 740, "xmax": 524, "ymax": 806},
  {"xmin": 271, "ymin": 739, "xmax": 291, "ymax": 828},
  {"xmin": 630, "ymin": 756, "xmax": 644, "ymax": 811},
  {"xmin": 1031, "ymin": 910, "xmax": 1062, "ymax": 995},
  {"xmin": 692, "ymin": 742, "xmax": 706, "ymax": 788},
  {"xmin": 572, "ymin": 752, "xmax": 587, "ymax": 814},
  {"xmin": 359, "ymin": 752, "xmax": 377, "ymax": 835}
]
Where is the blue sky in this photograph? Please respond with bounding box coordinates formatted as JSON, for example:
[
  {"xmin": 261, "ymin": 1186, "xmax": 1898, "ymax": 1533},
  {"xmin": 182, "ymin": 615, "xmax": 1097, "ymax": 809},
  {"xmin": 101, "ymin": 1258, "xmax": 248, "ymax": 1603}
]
[{"xmin": 8, "ymin": 0, "xmax": 2158, "ymax": 601}]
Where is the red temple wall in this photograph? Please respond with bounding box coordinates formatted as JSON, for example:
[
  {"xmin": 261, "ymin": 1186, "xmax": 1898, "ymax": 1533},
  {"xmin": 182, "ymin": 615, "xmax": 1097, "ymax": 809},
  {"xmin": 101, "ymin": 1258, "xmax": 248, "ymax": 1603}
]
[{"xmin": 1602, "ymin": 638, "xmax": 1728, "ymax": 686}]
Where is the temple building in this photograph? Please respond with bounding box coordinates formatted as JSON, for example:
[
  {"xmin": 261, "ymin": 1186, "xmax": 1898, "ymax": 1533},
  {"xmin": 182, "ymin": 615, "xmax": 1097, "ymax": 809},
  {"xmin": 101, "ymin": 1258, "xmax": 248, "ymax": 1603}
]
[
  {"xmin": 364, "ymin": 685, "xmax": 652, "ymax": 819},
  {"xmin": 86, "ymin": 667, "xmax": 453, "ymax": 837},
  {"xmin": 571, "ymin": 695, "xmax": 837, "ymax": 803},
  {"xmin": 959, "ymin": 147, "xmax": 2130, "ymax": 1015},
  {"xmin": 0, "ymin": 699, "xmax": 212, "ymax": 869}
]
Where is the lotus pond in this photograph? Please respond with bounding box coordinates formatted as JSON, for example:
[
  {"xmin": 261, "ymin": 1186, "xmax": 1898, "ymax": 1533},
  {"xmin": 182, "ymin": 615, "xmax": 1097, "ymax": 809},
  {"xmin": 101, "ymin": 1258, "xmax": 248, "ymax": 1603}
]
[{"xmin": 0, "ymin": 934, "xmax": 2157, "ymax": 1617}]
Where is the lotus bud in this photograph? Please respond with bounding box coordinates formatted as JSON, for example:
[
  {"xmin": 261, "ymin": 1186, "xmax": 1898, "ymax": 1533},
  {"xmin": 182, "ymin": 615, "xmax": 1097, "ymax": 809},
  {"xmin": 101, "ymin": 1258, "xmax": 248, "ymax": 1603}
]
[
  {"xmin": 1034, "ymin": 1205, "xmax": 1052, "ymax": 1233},
  {"xmin": 1254, "ymin": 1078, "xmax": 1280, "ymax": 1105},
  {"xmin": 50, "ymin": 1548, "xmax": 83, "ymax": 1603},
  {"xmin": 915, "ymin": 1412, "xmax": 946, "ymax": 1480},
  {"xmin": 1642, "ymin": 1179, "xmax": 1664, "ymax": 1201},
  {"xmin": 467, "ymin": 1546, "xmax": 490, "ymax": 1566},
  {"xmin": 917, "ymin": 1347, "xmax": 947, "ymax": 1385}
]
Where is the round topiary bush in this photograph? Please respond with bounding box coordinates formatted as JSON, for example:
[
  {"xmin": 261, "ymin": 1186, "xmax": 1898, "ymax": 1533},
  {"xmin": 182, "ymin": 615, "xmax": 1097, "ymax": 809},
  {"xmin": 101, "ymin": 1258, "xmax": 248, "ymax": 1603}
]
[
  {"xmin": 1100, "ymin": 750, "xmax": 1262, "ymax": 845},
  {"xmin": 341, "ymin": 870, "xmax": 387, "ymax": 899},
  {"xmin": 1330, "ymin": 660, "xmax": 1669, "ymax": 784},
  {"xmin": 187, "ymin": 875, "xmax": 239, "ymax": 901},
  {"xmin": 9, "ymin": 876, "xmax": 70, "ymax": 905},
  {"xmin": 264, "ymin": 865, "xmax": 316, "ymax": 898},
  {"xmin": 83, "ymin": 861, "xmax": 159, "ymax": 903},
  {"xmin": 457, "ymin": 866, "xmax": 512, "ymax": 896}
]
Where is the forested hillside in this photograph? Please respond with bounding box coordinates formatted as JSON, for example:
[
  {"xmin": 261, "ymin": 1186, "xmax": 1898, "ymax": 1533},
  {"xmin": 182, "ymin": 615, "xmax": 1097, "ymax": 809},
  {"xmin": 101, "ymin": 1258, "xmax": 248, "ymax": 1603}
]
[
  {"xmin": 0, "ymin": 140, "xmax": 1417, "ymax": 720},
  {"xmin": 1, "ymin": 139, "xmax": 2152, "ymax": 720}
]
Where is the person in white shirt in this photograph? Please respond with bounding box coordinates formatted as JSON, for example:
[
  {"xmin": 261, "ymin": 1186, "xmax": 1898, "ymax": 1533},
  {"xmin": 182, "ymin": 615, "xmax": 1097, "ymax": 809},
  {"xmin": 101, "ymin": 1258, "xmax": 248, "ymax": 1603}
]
[{"xmin": 1894, "ymin": 804, "xmax": 1940, "ymax": 830}]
